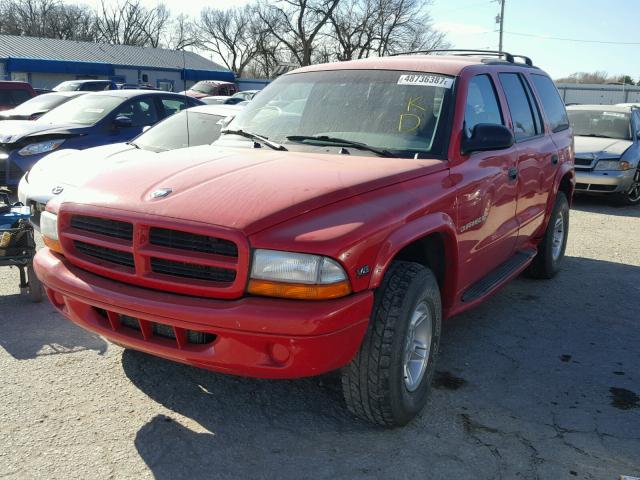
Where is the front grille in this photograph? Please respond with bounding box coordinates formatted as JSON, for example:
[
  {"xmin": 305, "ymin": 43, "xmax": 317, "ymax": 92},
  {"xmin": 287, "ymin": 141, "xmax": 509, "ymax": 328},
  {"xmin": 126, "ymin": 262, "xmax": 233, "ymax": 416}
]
[
  {"xmin": 151, "ymin": 257, "xmax": 236, "ymax": 283},
  {"xmin": 75, "ymin": 240, "xmax": 134, "ymax": 268},
  {"xmin": 574, "ymin": 157, "xmax": 594, "ymax": 167},
  {"xmin": 96, "ymin": 308, "xmax": 216, "ymax": 346},
  {"xmin": 575, "ymin": 183, "xmax": 617, "ymax": 192},
  {"xmin": 59, "ymin": 208, "xmax": 249, "ymax": 299},
  {"xmin": 71, "ymin": 215, "xmax": 133, "ymax": 240},
  {"xmin": 150, "ymin": 227, "xmax": 238, "ymax": 257}
]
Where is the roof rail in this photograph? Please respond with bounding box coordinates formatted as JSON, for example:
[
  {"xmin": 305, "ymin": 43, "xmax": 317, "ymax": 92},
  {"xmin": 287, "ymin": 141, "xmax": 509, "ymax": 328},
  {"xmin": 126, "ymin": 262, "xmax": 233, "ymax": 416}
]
[{"xmin": 390, "ymin": 49, "xmax": 534, "ymax": 66}]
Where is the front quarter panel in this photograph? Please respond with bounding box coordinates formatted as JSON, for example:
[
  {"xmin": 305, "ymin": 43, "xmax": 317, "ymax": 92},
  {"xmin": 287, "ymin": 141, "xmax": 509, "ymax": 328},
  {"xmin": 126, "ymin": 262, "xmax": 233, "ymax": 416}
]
[{"xmin": 249, "ymin": 168, "xmax": 455, "ymax": 294}]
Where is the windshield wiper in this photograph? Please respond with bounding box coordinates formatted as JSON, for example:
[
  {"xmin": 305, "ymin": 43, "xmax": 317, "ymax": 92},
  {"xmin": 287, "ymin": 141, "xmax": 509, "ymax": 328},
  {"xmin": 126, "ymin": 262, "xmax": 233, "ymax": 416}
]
[
  {"xmin": 221, "ymin": 129, "xmax": 287, "ymax": 151},
  {"xmin": 126, "ymin": 141, "xmax": 140, "ymax": 149},
  {"xmin": 286, "ymin": 135, "xmax": 396, "ymax": 158}
]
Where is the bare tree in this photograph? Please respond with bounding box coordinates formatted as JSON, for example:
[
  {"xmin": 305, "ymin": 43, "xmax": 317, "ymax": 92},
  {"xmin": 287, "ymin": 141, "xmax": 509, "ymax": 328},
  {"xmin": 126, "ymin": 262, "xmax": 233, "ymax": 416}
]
[
  {"xmin": 199, "ymin": 5, "xmax": 262, "ymax": 76},
  {"xmin": 256, "ymin": 0, "xmax": 340, "ymax": 67},
  {"xmin": 165, "ymin": 13, "xmax": 198, "ymax": 50},
  {"xmin": 95, "ymin": 0, "xmax": 170, "ymax": 47}
]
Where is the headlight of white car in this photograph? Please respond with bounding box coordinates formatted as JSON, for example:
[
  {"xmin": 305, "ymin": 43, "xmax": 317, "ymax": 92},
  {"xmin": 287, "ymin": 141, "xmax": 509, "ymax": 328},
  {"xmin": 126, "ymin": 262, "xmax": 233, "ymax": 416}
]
[
  {"xmin": 248, "ymin": 249, "xmax": 351, "ymax": 300},
  {"xmin": 18, "ymin": 139, "xmax": 66, "ymax": 157},
  {"xmin": 594, "ymin": 159, "xmax": 632, "ymax": 171}
]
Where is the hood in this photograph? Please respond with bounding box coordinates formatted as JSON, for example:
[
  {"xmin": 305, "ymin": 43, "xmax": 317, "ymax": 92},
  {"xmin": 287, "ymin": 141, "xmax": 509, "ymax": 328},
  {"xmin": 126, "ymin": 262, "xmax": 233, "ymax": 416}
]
[
  {"xmin": 64, "ymin": 146, "xmax": 447, "ymax": 235},
  {"xmin": 574, "ymin": 136, "xmax": 632, "ymax": 157},
  {"xmin": 29, "ymin": 143, "xmax": 144, "ymax": 189},
  {"xmin": 0, "ymin": 120, "xmax": 83, "ymax": 144}
]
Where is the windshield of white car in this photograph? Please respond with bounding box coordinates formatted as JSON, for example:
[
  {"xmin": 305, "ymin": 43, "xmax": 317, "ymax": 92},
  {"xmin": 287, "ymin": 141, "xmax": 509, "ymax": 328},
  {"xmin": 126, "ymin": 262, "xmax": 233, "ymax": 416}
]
[
  {"xmin": 568, "ymin": 110, "xmax": 631, "ymax": 140},
  {"xmin": 191, "ymin": 82, "xmax": 220, "ymax": 95},
  {"xmin": 54, "ymin": 82, "xmax": 81, "ymax": 92},
  {"xmin": 218, "ymin": 69, "xmax": 453, "ymax": 157},
  {"xmin": 11, "ymin": 94, "xmax": 69, "ymax": 115},
  {"xmin": 134, "ymin": 110, "xmax": 226, "ymax": 152},
  {"xmin": 36, "ymin": 95, "xmax": 122, "ymax": 126}
]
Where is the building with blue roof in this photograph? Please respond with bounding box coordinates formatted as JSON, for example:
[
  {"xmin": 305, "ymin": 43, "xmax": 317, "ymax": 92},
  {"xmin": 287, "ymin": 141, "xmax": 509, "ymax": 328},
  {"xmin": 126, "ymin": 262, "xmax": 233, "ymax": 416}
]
[{"xmin": 0, "ymin": 34, "xmax": 235, "ymax": 91}]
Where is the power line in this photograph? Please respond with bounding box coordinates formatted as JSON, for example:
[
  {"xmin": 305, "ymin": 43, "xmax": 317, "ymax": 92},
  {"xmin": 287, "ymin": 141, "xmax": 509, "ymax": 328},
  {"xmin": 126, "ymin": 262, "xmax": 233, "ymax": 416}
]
[{"xmin": 504, "ymin": 31, "xmax": 640, "ymax": 45}]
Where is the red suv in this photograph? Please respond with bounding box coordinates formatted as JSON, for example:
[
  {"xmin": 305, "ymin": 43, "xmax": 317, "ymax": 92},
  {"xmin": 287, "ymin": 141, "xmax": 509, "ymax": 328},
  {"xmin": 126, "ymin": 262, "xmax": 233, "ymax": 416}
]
[
  {"xmin": 35, "ymin": 50, "xmax": 574, "ymax": 426},
  {"xmin": 0, "ymin": 81, "xmax": 37, "ymax": 111}
]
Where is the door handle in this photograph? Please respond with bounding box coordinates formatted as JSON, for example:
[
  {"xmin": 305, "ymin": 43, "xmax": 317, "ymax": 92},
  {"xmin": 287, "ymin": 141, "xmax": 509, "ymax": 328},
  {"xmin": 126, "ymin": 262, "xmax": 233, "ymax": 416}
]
[
  {"xmin": 551, "ymin": 154, "xmax": 559, "ymax": 165},
  {"xmin": 508, "ymin": 167, "xmax": 518, "ymax": 180}
]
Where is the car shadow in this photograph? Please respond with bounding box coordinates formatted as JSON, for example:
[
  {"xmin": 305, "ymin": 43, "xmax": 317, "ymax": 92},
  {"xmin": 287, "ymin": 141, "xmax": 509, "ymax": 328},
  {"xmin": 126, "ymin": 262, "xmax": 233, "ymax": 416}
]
[
  {"xmin": 126, "ymin": 255, "xmax": 640, "ymax": 479},
  {"xmin": 0, "ymin": 291, "xmax": 108, "ymax": 360},
  {"xmin": 571, "ymin": 195, "xmax": 640, "ymax": 218}
]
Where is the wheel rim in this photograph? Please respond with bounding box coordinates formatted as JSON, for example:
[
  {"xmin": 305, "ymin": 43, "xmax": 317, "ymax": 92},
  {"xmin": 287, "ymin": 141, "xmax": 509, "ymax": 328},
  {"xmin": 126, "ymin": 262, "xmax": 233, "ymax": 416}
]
[
  {"xmin": 627, "ymin": 169, "xmax": 640, "ymax": 203},
  {"xmin": 403, "ymin": 301, "xmax": 432, "ymax": 392},
  {"xmin": 551, "ymin": 212, "xmax": 565, "ymax": 262}
]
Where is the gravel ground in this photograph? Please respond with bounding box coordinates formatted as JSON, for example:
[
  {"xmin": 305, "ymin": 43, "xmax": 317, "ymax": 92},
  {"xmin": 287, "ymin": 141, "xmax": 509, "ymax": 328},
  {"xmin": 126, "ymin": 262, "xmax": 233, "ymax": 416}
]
[{"xmin": 1, "ymin": 197, "xmax": 639, "ymax": 480}]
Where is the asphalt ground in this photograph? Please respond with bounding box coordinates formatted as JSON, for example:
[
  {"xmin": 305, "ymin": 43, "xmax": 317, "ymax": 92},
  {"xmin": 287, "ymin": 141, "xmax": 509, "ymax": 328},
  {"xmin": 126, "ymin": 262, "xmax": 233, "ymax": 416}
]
[{"xmin": 1, "ymin": 196, "xmax": 639, "ymax": 479}]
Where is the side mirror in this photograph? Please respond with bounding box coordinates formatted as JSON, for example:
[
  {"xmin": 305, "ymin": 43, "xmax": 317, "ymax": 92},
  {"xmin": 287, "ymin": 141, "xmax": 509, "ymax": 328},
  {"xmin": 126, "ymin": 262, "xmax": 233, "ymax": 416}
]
[
  {"xmin": 113, "ymin": 115, "xmax": 133, "ymax": 128},
  {"xmin": 461, "ymin": 123, "xmax": 514, "ymax": 155}
]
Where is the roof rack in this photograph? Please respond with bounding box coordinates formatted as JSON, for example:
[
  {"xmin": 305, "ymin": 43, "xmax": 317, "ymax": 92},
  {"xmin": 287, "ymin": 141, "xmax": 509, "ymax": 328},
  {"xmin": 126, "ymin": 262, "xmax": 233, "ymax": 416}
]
[{"xmin": 390, "ymin": 49, "xmax": 533, "ymax": 66}]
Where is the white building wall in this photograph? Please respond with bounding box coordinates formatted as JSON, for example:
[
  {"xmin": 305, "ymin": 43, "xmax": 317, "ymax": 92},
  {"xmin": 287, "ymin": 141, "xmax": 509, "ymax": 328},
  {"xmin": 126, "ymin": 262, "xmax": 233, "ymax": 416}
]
[
  {"xmin": 28, "ymin": 72, "xmax": 109, "ymax": 89},
  {"xmin": 114, "ymin": 68, "xmax": 185, "ymax": 91}
]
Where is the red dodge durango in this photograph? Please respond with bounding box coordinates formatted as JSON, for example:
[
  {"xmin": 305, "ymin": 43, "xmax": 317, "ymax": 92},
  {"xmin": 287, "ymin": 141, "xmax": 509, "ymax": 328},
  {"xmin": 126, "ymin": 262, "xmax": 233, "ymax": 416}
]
[{"xmin": 35, "ymin": 50, "xmax": 574, "ymax": 426}]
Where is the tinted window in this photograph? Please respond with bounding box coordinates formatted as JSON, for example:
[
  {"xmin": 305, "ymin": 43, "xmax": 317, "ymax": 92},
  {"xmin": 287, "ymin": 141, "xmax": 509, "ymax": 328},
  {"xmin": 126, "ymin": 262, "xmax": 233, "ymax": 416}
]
[
  {"xmin": 464, "ymin": 75, "xmax": 503, "ymax": 137},
  {"xmin": 530, "ymin": 75, "xmax": 569, "ymax": 133},
  {"xmin": 499, "ymin": 73, "xmax": 538, "ymax": 141},
  {"xmin": 160, "ymin": 98, "xmax": 189, "ymax": 117},
  {"xmin": 11, "ymin": 89, "xmax": 33, "ymax": 104},
  {"xmin": 11, "ymin": 93, "xmax": 68, "ymax": 115},
  {"xmin": 135, "ymin": 110, "xmax": 225, "ymax": 152},
  {"xmin": 521, "ymin": 77, "xmax": 544, "ymax": 134},
  {"xmin": 115, "ymin": 98, "xmax": 159, "ymax": 127}
]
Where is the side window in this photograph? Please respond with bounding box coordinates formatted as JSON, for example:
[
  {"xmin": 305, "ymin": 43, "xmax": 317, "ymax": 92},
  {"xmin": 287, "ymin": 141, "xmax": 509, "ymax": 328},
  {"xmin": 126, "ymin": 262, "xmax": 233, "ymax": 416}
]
[
  {"xmin": 529, "ymin": 74, "xmax": 570, "ymax": 133},
  {"xmin": 521, "ymin": 77, "xmax": 544, "ymax": 134},
  {"xmin": 464, "ymin": 74, "xmax": 503, "ymax": 137},
  {"xmin": 499, "ymin": 73, "xmax": 539, "ymax": 141},
  {"xmin": 11, "ymin": 89, "xmax": 33, "ymax": 105},
  {"xmin": 115, "ymin": 98, "xmax": 159, "ymax": 127},
  {"xmin": 160, "ymin": 98, "xmax": 189, "ymax": 117}
]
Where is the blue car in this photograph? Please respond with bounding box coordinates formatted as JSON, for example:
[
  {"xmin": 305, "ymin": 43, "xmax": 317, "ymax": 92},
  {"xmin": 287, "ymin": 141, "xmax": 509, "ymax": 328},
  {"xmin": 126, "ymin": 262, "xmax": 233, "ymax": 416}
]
[{"xmin": 0, "ymin": 90, "xmax": 201, "ymax": 187}]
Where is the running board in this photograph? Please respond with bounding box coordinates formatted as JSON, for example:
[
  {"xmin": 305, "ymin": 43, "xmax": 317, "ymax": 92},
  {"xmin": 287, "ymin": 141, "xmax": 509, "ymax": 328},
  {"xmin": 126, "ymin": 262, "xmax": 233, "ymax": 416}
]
[{"xmin": 462, "ymin": 249, "xmax": 537, "ymax": 303}]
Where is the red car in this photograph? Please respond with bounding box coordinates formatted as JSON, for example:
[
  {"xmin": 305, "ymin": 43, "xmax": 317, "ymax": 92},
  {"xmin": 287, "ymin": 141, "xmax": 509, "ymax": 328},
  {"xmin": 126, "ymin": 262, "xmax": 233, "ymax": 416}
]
[
  {"xmin": 183, "ymin": 80, "xmax": 239, "ymax": 99},
  {"xmin": 0, "ymin": 81, "xmax": 37, "ymax": 111},
  {"xmin": 35, "ymin": 50, "xmax": 574, "ymax": 426}
]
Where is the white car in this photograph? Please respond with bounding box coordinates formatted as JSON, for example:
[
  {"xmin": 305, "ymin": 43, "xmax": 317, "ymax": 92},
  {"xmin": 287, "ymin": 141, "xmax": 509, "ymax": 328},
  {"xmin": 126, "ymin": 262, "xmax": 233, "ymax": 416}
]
[{"xmin": 18, "ymin": 103, "xmax": 243, "ymax": 228}]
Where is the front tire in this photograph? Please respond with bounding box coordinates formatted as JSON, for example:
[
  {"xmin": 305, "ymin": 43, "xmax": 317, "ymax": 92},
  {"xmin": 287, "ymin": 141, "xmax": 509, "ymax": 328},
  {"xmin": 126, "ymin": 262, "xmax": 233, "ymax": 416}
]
[
  {"xmin": 613, "ymin": 168, "xmax": 640, "ymax": 206},
  {"xmin": 341, "ymin": 261, "xmax": 441, "ymax": 427},
  {"xmin": 526, "ymin": 191, "xmax": 569, "ymax": 279}
]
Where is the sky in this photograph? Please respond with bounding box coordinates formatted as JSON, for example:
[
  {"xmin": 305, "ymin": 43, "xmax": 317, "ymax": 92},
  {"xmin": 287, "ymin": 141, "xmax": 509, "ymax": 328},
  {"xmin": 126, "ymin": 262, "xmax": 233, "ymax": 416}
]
[{"xmin": 131, "ymin": 0, "xmax": 639, "ymax": 80}]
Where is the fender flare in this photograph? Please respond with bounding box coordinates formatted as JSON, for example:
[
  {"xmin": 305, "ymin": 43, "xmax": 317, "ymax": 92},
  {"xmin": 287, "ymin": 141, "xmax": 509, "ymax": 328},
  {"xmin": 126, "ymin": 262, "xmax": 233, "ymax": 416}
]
[
  {"xmin": 368, "ymin": 212, "xmax": 459, "ymax": 306},
  {"xmin": 545, "ymin": 164, "xmax": 575, "ymax": 221}
]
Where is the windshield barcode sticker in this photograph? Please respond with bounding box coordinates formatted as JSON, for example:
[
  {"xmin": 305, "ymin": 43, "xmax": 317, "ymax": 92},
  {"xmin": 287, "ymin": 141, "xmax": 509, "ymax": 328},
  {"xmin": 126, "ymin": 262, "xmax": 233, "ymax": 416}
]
[{"xmin": 398, "ymin": 74, "xmax": 453, "ymax": 89}]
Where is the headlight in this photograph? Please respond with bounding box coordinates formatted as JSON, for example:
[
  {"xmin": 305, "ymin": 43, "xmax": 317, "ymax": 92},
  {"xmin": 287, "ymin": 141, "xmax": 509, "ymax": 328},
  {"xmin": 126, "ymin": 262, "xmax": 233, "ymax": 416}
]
[
  {"xmin": 41, "ymin": 211, "xmax": 63, "ymax": 253},
  {"xmin": 595, "ymin": 159, "xmax": 632, "ymax": 171},
  {"xmin": 247, "ymin": 249, "xmax": 351, "ymax": 300},
  {"xmin": 18, "ymin": 139, "xmax": 65, "ymax": 157}
]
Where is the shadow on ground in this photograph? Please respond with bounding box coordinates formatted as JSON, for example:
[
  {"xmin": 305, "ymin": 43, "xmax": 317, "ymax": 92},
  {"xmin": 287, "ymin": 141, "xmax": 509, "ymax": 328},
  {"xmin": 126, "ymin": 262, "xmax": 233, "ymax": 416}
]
[
  {"xmin": 0, "ymin": 291, "xmax": 107, "ymax": 360},
  {"xmin": 126, "ymin": 256, "xmax": 640, "ymax": 479},
  {"xmin": 571, "ymin": 195, "xmax": 640, "ymax": 218}
]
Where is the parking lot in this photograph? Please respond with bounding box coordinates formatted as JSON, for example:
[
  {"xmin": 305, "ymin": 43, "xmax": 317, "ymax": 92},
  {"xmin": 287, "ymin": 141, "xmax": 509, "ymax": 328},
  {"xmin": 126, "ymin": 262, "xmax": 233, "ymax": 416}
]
[{"xmin": 0, "ymin": 196, "xmax": 637, "ymax": 479}]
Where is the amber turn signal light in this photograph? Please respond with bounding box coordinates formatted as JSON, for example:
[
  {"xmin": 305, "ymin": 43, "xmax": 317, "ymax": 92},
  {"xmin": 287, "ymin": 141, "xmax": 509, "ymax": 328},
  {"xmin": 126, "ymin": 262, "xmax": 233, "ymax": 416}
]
[
  {"xmin": 43, "ymin": 235, "xmax": 64, "ymax": 254},
  {"xmin": 247, "ymin": 279, "xmax": 351, "ymax": 300}
]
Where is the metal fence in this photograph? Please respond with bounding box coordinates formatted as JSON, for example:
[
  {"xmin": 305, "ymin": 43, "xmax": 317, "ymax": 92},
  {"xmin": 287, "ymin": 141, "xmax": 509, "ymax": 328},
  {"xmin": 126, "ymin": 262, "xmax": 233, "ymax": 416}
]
[{"xmin": 556, "ymin": 83, "xmax": 640, "ymax": 105}]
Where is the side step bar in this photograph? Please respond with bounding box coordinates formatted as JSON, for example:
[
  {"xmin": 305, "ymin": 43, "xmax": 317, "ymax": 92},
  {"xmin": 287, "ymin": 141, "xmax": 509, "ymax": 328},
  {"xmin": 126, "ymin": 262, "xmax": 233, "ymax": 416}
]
[{"xmin": 462, "ymin": 249, "xmax": 537, "ymax": 303}]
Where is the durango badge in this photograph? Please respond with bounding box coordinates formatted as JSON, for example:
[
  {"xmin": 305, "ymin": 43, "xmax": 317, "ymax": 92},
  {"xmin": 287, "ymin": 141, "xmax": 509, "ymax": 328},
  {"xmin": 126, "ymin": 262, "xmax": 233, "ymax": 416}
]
[{"xmin": 150, "ymin": 188, "xmax": 172, "ymax": 199}]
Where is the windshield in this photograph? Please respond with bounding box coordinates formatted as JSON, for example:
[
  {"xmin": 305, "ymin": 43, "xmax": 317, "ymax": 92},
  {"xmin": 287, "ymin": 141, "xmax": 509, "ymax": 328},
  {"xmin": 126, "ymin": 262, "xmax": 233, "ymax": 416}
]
[
  {"xmin": 191, "ymin": 82, "xmax": 219, "ymax": 95},
  {"xmin": 220, "ymin": 69, "xmax": 453, "ymax": 157},
  {"xmin": 12, "ymin": 94, "xmax": 69, "ymax": 115},
  {"xmin": 134, "ymin": 110, "xmax": 226, "ymax": 152},
  {"xmin": 568, "ymin": 110, "xmax": 631, "ymax": 140},
  {"xmin": 36, "ymin": 95, "xmax": 122, "ymax": 125}
]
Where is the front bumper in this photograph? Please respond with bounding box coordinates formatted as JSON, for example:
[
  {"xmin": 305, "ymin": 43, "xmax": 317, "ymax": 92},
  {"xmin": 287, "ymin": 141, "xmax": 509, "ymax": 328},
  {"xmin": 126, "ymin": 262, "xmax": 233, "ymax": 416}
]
[
  {"xmin": 575, "ymin": 169, "xmax": 636, "ymax": 194},
  {"xmin": 34, "ymin": 248, "xmax": 373, "ymax": 379}
]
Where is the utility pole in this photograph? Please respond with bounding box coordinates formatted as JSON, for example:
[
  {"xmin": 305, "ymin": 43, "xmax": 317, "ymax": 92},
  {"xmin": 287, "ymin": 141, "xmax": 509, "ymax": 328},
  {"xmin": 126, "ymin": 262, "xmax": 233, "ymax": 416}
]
[{"xmin": 496, "ymin": 0, "xmax": 505, "ymax": 52}]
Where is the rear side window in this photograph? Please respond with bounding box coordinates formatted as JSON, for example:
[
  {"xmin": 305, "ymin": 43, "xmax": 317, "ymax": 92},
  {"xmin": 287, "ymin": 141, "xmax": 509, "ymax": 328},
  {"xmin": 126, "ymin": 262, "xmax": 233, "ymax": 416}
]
[
  {"xmin": 10, "ymin": 89, "xmax": 33, "ymax": 104},
  {"xmin": 464, "ymin": 75, "xmax": 503, "ymax": 137},
  {"xmin": 530, "ymin": 74, "xmax": 570, "ymax": 133},
  {"xmin": 499, "ymin": 73, "xmax": 540, "ymax": 141}
]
